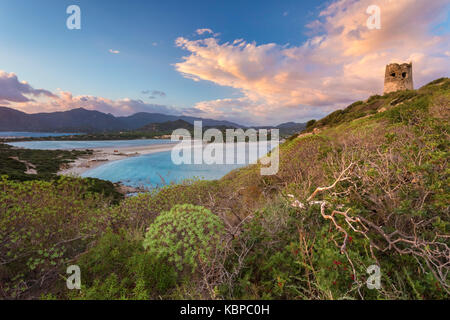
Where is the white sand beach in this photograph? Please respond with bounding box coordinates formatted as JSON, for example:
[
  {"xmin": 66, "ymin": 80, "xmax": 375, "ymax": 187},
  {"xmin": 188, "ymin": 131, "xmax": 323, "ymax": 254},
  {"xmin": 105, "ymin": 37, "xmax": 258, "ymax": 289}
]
[{"xmin": 58, "ymin": 143, "xmax": 177, "ymax": 176}]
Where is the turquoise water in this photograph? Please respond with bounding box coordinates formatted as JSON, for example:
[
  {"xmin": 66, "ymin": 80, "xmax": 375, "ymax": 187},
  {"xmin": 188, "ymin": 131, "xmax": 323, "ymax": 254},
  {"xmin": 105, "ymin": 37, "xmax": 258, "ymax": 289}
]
[
  {"xmin": 82, "ymin": 142, "xmax": 278, "ymax": 188},
  {"xmin": 7, "ymin": 139, "xmax": 175, "ymax": 150},
  {"xmin": 7, "ymin": 138, "xmax": 278, "ymax": 188},
  {"xmin": 81, "ymin": 150, "xmax": 246, "ymax": 188},
  {"xmin": 0, "ymin": 131, "xmax": 81, "ymax": 138}
]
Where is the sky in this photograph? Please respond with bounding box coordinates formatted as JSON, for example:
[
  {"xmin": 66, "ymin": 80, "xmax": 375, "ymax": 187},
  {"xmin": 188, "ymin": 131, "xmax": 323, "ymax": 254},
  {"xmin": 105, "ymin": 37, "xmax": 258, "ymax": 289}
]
[{"xmin": 0, "ymin": 0, "xmax": 449, "ymax": 126}]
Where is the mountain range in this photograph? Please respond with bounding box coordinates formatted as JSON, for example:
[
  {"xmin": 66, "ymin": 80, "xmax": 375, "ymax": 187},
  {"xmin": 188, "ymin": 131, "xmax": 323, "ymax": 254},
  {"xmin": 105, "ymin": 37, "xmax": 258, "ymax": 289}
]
[{"xmin": 0, "ymin": 107, "xmax": 305, "ymax": 134}]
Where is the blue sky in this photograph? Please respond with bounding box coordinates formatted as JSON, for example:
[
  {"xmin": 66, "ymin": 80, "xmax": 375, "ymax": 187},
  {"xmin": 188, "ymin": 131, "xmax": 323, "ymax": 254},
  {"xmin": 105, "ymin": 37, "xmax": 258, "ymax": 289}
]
[
  {"xmin": 0, "ymin": 1, "xmax": 321, "ymax": 109},
  {"xmin": 0, "ymin": 0, "xmax": 449, "ymax": 125}
]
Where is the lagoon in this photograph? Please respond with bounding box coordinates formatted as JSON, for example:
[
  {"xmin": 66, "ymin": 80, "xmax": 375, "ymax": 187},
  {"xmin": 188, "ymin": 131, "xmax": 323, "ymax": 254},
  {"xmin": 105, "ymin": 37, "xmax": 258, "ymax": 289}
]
[
  {"xmin": 81, "ymin": 150, "xmax": 248, "ymax": 188},
  {"xmin": 81, "ymin": 142, "xmax": 277, "ymax": 188},
  {"xmin": 7, "ymin": 138, "xmax": 277, "ymax": 189}
]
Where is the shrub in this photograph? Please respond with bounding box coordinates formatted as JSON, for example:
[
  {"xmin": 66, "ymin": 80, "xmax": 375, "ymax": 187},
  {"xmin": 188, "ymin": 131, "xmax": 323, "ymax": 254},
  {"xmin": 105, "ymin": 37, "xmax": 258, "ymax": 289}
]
[
  {"xmin": 143, "ymin": 204, "xmax": 225, "ymax": 272},
  {"xmin": 70, "ymin": 231, "xmax": 177, "ymax": 300},
  {"xmin": 0, "ymin": 176, "xmax": 112, "ymax": 299},
  {"xmin": 367, "ymin": 94, "xmax": 382, "ymax": 103},
  {"xmin": 306, "ymin": 119, "xmax": 316, "ymax": 129}
]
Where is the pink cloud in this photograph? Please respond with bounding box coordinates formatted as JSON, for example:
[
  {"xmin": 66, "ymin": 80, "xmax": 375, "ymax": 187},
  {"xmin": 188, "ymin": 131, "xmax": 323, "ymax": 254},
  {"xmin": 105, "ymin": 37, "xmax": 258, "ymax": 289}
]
[
  {"xmin": 0, "ymin": 71, "xmax": 56, "ymax": 104},
  {"xmin": 175, "ymin": 0, "xmax": 450, "ymax": 125},
  {"xmin": 0, "ymin": 72, "xmax": 178, "ymax": 116},
  {"xmin": 13, "ymin": 93, "xmax": 178, "ymax": 116}
]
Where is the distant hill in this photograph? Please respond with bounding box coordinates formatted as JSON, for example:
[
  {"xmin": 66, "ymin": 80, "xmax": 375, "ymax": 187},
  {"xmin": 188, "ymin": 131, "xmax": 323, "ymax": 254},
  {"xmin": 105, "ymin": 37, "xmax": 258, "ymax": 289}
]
[
  {"xmin": 138, "ymin": 119, "xmax": 194, "ymax": 133},
  {"xmin": 249, "ymin": 122, "xmax": 307, "ymax": 136},
  {"xmin": 0, "ymin": 107, "xmax": 242, "ymax": 133},
  {"xmin": 275, "ymin": 122, "xmax": 307, "ymax": 135},
  {"xmin": 118, "ymin": 112, "xmax": 241, "ymax": 130}
]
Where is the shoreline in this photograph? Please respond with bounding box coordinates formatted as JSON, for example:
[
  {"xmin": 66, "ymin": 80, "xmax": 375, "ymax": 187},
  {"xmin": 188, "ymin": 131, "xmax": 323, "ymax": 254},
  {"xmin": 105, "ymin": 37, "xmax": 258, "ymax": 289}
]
[{"xmin": 58, "ymin": 143, "xmax": 177, "ymax": 176}]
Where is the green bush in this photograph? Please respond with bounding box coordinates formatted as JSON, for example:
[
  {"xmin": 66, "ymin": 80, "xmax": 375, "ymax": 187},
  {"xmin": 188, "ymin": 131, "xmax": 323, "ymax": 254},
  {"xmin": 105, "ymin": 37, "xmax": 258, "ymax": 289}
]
[
  {"xmin": 306, "ymin": 119, "xmax": 316, "ymax": 129},
  {"xmin": 0, "ymin": 176, "xmax": 112, "ymax": 299},
  {"xmin": 143, "ymin": 204, "xmax": 225, "ymax": 272},
  {"xmin": 70, "ymin": 231, "xmax": 177, "ymax": 300}
]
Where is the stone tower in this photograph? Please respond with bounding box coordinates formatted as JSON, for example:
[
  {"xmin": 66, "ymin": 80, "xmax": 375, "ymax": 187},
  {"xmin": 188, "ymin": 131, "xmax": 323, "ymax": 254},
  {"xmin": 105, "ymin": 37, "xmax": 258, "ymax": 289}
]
[{"xmin": 384, "ymin": 62, "xmax": 413, "ymax": 94}]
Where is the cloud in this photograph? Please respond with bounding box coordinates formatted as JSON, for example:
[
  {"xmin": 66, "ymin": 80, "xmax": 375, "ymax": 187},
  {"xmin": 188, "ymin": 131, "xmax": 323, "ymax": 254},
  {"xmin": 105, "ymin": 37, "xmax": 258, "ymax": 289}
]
[
  {"xmin": 142, "ymin": 90, "xmax": 167, "ymax": 99},
  {"xmin": 175, "ymin": 0, "xmax": 450, "ymax": 125},
  {"xmin": 14, "ymin": 93, "xmax": 178, "ymax": 116},
  {"xmin": 150, "ymin": 90, "xmax": 166, "ymax": 98},
  {"xmin": 0, "ymin": 71, "xmax": 56, "ymax": 104},
  {"xmin": 196, "ymin": 28, "xmax": 220, "ymax": 37},
  {"xmin": 109, "ymin": 49, "xmax": 120, "ymax": 54},
  {"xmin": 1, "ymin": 71, "xmax": 178, "ymax": 116},
  {"xmin": 196, "ymin": 28, "xmax": 214, "ymax": 35}
]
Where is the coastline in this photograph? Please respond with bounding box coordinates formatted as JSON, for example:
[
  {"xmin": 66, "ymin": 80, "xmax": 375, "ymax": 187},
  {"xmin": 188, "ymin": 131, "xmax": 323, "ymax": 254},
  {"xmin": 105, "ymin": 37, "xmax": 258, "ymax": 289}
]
[{"xmin": 58, "ymin": 143, "xmax": 177, "ymax": 176}]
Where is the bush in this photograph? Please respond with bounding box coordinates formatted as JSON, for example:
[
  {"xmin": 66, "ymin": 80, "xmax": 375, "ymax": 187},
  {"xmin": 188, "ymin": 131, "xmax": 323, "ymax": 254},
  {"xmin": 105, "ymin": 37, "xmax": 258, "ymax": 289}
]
[
  {"xmin": 0, "ymin": 176, "xmax": 112, "ymax": 299},
  {"xmin": 306, "ymin": 119, "xmax": 316, "ymax": 129},
  {"xmin": 143, "ymin": 204, "xmax": 225, "ymax": 272},
  {"xmin": 70, "ymin": 231, "xmax": 177, "ymax": 300}
]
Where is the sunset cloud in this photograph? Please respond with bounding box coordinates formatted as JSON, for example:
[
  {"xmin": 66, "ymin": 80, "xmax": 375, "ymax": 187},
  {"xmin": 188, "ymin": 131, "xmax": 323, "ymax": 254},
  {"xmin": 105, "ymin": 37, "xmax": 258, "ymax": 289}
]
[
  {"xmin": 0, "ymin": 71, "xmax": 56, "ymax": 104},
  {"xmin": 0, "ymin": 72, "xmax": 178, "ymax": 116},
  {"xmin": 15, "ymin": 93, "xmax": 177, "ymax": 116},
  {"xmin": 175, "ymin": 0, "xmax": 450, "ymax": 124}
]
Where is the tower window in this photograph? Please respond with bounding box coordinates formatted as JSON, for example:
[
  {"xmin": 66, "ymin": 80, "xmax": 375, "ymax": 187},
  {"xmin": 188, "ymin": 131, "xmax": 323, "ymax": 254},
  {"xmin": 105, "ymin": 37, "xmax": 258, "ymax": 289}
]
[
  {"xmin": 391, "ymin": 73, "xmax": 396, "ymax": 77},
  {"xmin": 402, "ymin": 72, "xmax": 407, "ymax": 78}
]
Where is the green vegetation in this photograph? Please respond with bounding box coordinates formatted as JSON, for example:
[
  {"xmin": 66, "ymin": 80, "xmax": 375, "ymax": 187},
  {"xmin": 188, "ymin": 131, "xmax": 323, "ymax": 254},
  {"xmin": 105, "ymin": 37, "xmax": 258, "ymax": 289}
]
[
  {"xmin": 1, "ymin": 78, "xmax": 449, "ymax": 300},
  {"xmin": 68, "ymin": 231, "xmax": 178, "ymax": 300},
  {"xmin": 0, "ymin": 143, "xmax": 123, "ymax": 203},
  {"xmin": 0, "ymin": 177, "xmax": 116, "ymax": 298},
  {"xmin": 305, "ymin": 119, "xmax": 316, "ymax": 129},
  {"xmin": 0, "ymin": 143, "xmax": 90, "ymax": 181},
  {"xmin": 143, "ymin": 204, "xmax": 225, "ymax": 272}
]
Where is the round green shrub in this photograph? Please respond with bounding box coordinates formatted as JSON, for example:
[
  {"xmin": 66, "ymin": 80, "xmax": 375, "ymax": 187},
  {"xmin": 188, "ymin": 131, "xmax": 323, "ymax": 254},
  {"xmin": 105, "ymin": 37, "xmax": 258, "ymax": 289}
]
[{"xmin": 143, "ymin": 204, "xmax": 225, "ymax": 272}]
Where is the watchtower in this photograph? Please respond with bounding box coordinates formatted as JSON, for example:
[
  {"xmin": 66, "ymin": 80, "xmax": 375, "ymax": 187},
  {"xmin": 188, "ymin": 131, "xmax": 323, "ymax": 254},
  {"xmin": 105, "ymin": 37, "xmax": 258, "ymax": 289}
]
[{"xmin": 384, "ymin": 62, "xmax": 413, "ymax": 94}]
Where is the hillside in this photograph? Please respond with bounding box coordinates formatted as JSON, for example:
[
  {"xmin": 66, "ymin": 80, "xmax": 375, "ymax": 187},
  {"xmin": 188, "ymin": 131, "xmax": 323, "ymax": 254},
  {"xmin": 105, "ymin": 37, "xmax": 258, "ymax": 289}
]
[{"xmin": 0, "ymin": 78, "xmax": 448, "ymax": 300}]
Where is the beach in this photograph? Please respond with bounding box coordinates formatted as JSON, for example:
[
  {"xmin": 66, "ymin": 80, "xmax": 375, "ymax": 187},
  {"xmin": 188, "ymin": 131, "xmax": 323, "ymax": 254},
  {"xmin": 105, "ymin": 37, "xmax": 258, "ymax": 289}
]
[{"xmin": 58, "ymin": 143, "xmax": 176, "ymax": 176}]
